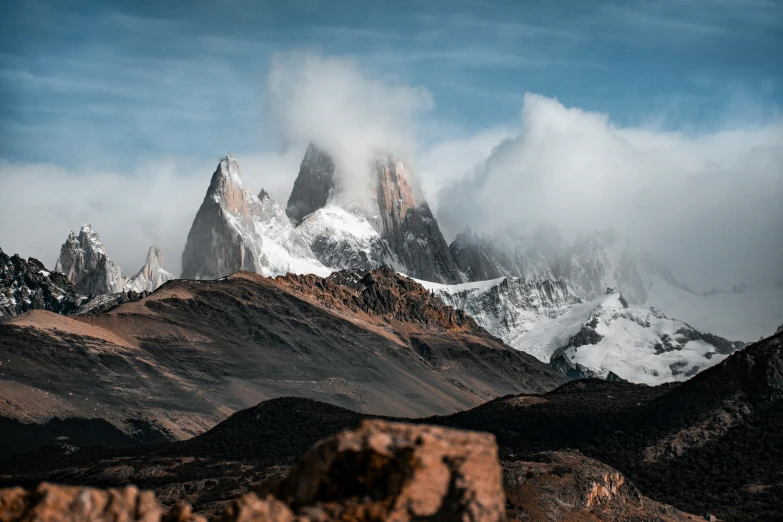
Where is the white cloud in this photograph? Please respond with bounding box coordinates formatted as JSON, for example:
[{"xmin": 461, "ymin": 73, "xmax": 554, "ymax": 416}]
[
  {"xmin": 266, "ymin": 51, "xmax": 433, "ymax": 200},
  {"xmin": 435, "ymin": 93, "xmax": 783, "ymax": 290}
]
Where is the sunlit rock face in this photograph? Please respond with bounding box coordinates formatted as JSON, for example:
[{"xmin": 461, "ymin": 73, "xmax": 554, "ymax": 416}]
[
  {"xmin": 181, "ymin": 154, "xmax": 328, "ymax": 280},
  {"xmin": 286, "ymin": 144, "xmax": 462, "ymax": 284}
]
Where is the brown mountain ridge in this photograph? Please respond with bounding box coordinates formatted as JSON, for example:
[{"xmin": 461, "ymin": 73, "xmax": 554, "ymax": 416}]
[{"xmin": 0, "ymin": 267, "xmax": 567, "ymax": 440}]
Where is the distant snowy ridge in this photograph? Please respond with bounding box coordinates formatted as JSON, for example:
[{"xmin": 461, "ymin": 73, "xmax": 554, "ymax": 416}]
[
  {"xmin": 449, "ymin": 228, "xmax": 648, "ymax": 304},
  {"xmin": 423, "ymin": 274, "xmax": 744, "ymax": 385}
]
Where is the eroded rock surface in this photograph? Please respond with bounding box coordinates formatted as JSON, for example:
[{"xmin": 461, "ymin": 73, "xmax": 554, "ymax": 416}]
[
  {"xmin": 0, "ymin": 249, "xmax": 86, "ymax": 321},
  {"xmin": 503, "ymin": 451, "xmax": 705, "ymax": 521}
]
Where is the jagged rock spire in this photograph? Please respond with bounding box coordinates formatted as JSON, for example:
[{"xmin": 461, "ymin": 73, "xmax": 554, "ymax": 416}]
[
  {"xmin": 54, "ymin": 224, "xmax": 126, "ymax": 295},
  {"xmin": 181, "ymin": 155, "xmax": 326, "ymax": 280},
  {"xmin": 126, "ymin": 246, "xmax": 174, "ymax": 293}
]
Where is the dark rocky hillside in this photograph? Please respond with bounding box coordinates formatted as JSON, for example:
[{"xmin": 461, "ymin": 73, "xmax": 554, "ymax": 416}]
[
  {"xmin": 0, "ymin": 248, "xmax": 86, "ymax": 321},
  {"xmin": 2, "ymin": 333, "xmax": 780, "ymax": 520}
]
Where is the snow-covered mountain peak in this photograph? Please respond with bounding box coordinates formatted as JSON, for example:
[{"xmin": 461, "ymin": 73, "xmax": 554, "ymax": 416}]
[
  {"xmin": 424, "ymin": 273, "xmax": 745, "ymax": 385},
  {"xmin": 126, "ymin": 246, "xmax": 174, "ymax": 293},
  {"xmin": 285, "ymin": 143, "xmax": 462, "ymax": 283},
  {"xmin": 54, "ymin": 224, "xmax": 126, "ymax": 296},
  {"xmin": 181, "ymin": 155, "xmax": 329, "ymax": 280}
]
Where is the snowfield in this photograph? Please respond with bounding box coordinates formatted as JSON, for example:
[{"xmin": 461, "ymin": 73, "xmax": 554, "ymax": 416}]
[{"xmin": 423, "ymin": 274, "xmax": 743, "ymax": 385}]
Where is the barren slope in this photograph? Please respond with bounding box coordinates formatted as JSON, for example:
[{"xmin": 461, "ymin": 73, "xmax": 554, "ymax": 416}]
[{"xmin": 0, "ymin": 268, "xmax": 566, "ymax": 438}]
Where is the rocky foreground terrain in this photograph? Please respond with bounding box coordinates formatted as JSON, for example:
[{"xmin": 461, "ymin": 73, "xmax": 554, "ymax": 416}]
[
  {"xmin": 0, "ymin": 418, "xmax": 705, "ymax": 522},
  {"xmin": 1, "ymin": 332, "xmax": 780, "ymax": 521}
]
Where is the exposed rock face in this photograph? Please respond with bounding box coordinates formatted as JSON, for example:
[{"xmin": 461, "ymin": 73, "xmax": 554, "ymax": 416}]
[
  {"xmin": 285, "ymin": 145, "xmax": 338, "ymax": 225},
  {"xmin": 549, "ymin": 347, "xmax": 598, "ymax": 380},
  {"xmin": 228, "ymin": 419, "xmax": 505, "ymax": 522},
  {"xmin": 54, "ymin": 224, "xmax": 126, "ymax": 295},
  {"xmin": 0, "ymin": 483, "xmax": 204, "ymax": 522},
  {"xmin": 279, "ymin": 266, "xmax": 479, "ymax": 331},
  {"xmin": 425, "ymin": 277, "xmax": 581, "ymax": 348},
  {"xmin": 0, "ymin": 248, "xmax": 86, "ymax": 321},
  {"xmin": 126, "ymin": 246, "xmax": 174, "ymax": 293},
  {"xmin": 181, "ymin": 154, "xmax": 327, "ymax": 280},
  {"xmin": 503, "ymin": 451, "xmax": 704, "ymax": 522},
  {"xmin": 286, "ymin": 144, "xmax": 462, "ymax": 284},
  {"xmin": 449, "ymin": 229, "xmax": 648, "ymax": 304},
  {"xmin": 0, "ymin": 421, "xmax": 506, "ymax": 522}
]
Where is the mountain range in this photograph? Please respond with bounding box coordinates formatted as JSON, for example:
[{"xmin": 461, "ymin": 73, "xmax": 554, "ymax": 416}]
[{"xmin": 3, "ymin": 147, "xmax": 776, "ymax": 385}]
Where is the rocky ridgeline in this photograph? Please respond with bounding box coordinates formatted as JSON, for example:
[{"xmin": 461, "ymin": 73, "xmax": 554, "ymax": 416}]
[
  {"xmin": 0, "ymin": 248, "xmax": 86, "ymax": 321},
  {"xmin": 276, "ymin": 266, "xmax": 480, "ymax": 332}
]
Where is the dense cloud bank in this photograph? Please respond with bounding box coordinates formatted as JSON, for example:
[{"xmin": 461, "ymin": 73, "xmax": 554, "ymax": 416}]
[{"xmin": 435, "ymin": 94, "xmax": 783, "ymax": 291}]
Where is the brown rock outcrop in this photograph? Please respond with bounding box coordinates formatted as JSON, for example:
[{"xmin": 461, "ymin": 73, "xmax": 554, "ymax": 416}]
[
  {"xmin": 225, "ymin": 419, "xmax": 506, "ymax": 522},
  {"xmin": 0, "ymin": 482, "xmax": 204, "ymax": 522},
  {"xmin": 275, "ymin": 266, "xmax": 480, "ymax": 332},
  {"xmin": 502, "ymin": 451, "xmax": 705, "ymax": 522}
]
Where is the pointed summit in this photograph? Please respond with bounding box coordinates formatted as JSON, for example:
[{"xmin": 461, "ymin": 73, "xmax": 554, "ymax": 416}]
[
  {"xmin": 54, "ymin": 224, "xmax": 126, "ymax": 295},
  {"xmin": 126, "ymin": 246, "xmax": 174, "ymax": 293},
  {"xmin": 205, "ymin": 154, "xmax": 252, "ymax": 216},
  {"xmin": 286, "ymin": 144, "xmax": 337, "ymax": 225},
  {"xmin": 181, "ymin": 155, "xmax": 328, "ymax": 280}
]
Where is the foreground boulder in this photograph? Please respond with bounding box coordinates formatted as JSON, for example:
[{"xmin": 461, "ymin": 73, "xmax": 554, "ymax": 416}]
[{"xmin": 224, "ymin": 419, "xmax": 505, "ymax": 522}]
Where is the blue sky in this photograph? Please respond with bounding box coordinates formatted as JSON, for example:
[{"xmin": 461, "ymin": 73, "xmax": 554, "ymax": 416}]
[{"xmin": 1, "ymin": 0, "xmax": 781, "ymax": 169}]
